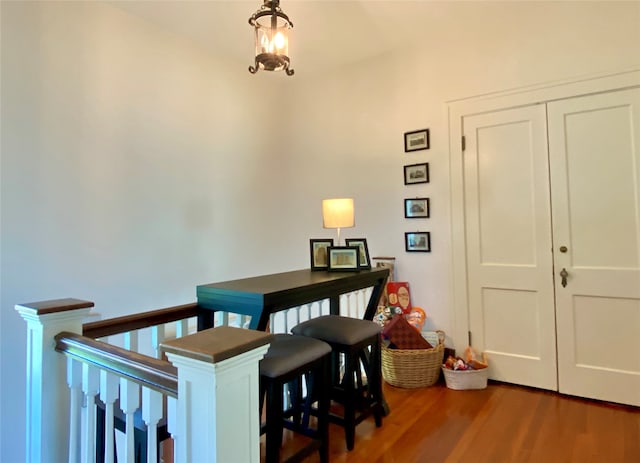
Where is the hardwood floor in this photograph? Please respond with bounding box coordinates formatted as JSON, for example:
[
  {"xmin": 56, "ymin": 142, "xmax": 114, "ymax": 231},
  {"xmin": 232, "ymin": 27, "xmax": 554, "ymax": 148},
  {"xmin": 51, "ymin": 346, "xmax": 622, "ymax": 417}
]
[{"xmin": 273, "ymin": 380, "xmax": 640, "ymax": 463}]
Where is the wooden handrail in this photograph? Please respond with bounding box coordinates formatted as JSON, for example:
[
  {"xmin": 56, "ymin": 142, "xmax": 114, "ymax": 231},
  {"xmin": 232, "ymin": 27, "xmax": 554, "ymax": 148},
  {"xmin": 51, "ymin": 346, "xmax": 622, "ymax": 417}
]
[
  {"xmin": 83, "ymin": 302, "xmax": 200, "ymax": 339},
  {"xmin": 56, "ymin": 332, "xmax": 178, "ymax": 397}
]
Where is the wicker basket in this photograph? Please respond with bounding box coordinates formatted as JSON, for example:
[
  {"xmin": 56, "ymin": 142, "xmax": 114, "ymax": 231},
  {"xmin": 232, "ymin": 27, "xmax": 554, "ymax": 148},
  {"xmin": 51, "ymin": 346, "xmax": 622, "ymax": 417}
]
[
  {"xmin": 442, "ymin": 367, "xmax": 489, "ymax": 390},
  {"xmin": 381, "ymin": 342, "xmax": 444, "ymax": 388}
]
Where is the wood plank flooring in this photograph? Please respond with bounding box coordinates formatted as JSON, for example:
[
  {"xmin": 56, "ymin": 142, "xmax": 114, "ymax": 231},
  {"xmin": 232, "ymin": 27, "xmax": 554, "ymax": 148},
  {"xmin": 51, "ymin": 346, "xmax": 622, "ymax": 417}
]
[{"xmin": 273, "ymin": 380, "xmax": 640, "ymax": 463}]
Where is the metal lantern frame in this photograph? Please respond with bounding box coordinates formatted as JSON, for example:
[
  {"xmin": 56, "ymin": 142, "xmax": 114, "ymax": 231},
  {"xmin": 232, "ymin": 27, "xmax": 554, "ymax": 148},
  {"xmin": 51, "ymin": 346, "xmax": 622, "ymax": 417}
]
[{"xmin": 248, "ymin": 0, "xmax": 294, "ymax": 76}]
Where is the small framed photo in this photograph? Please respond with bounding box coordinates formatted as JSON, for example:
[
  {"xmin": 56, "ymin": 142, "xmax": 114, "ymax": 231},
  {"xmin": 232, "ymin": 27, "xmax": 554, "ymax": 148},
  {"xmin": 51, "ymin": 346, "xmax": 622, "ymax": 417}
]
[
  {"xmin": 404, "ymin": 198, "xmax": 430, "ymax": 218},
  {"xmin": 405, "ymin": 232, "xmax": 431, "ymax": 252},
  {"xmin": 404, "ymin": 163, "xmax": 429, "ymax": 185},
  {"xmin": 345, "ymin": 238, "xmax": 371, "ymax": 270},
  {"xmin": 404, "ymin": 129, "xmax": 430, "ymax": 152},
  {"xmin": 327, "ymin": 246, "xmax": 360, "ymax": 272},
  {"xmin": 310, "ymin": 238, "xmax": 334, "ymax": 270}
]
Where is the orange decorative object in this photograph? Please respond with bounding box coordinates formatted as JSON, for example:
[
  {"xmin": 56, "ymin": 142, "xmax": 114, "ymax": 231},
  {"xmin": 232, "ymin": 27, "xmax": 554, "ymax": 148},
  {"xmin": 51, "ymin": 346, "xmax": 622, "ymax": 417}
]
[{"xmin": 406, "ymin": 307, "xmax": 426, "ymax": 331}]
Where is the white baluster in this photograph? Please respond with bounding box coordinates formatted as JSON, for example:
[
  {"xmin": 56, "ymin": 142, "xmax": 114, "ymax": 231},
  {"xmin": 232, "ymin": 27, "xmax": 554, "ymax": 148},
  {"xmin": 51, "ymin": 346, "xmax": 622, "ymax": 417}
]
[
  {"xmin": 120, "ymin": 379, "xmax": 140, "ymax": 463},
  {"xmin": 296, "ymin": 306, "xmax": 303, "ymax": 326},
  {"xmin": 176, "ymin": 319, "xmax": 189, "ymax": 338},
  {"xmin": 362, "ymin": 288, "xmax": 370, "ymax": 318},
  {"xmin": 342, "ymin": 293, "xmax": 348, "ymax": 317},
  {"xmin": 67, "ymin": 358, "xmax": 82, "ymax": 463},
  {"xmin": 99, "ymin": 371, "xmax": 119, "ymax": 463},
  {"xmin": 310, "ymin": 302, "xmax": 317, "ymax": 318},
  {"xmin": 82, "ymin": 364, "xmax": 100, "ymax": 463},
  {"xmin": 295, "ymin": 306, "xmax": 303, "ymax": 325},
  {"xmin": 269, "ymin": 313, "xmax": 276, "ymax": 333},
  {"xmin": 320, "ymin": 299, "xmax": 329, "ymax": 316},
  {"xmin": 124, "ymin": 330, "xmax": 138, "ymax": 352},
  {"xmin": 142, "ymin": 387, "xmax": 163, "ymax": 463},
  {"xmin": 152, "ymin": 325, "xmax": 166, "ymax": 359},
  {"xmin": 359, "ymin": 289, "xmax": 366, "ymax": 318},
  {"xmin": 167, "ymin": 396, "xmax": 178, "ymax": 460},
  {"xmin": 351, "ymin": 292, "xmax": 356, "ymax": 317}
]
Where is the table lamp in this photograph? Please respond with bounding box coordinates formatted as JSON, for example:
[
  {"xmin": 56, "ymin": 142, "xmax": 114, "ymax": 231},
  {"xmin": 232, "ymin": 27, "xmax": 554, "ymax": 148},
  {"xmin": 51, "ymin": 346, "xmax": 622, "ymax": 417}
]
[{"xmin": 322, "ymin": 198, "xmax": 355, "ymax": 245}]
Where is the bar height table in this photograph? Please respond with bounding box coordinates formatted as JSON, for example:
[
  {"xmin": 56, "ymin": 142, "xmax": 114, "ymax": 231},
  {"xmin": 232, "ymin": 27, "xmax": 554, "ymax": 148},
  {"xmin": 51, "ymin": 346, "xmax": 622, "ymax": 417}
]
[
  {"xmin": 196, "ymin": 267, "xmax": 391, "ymax": 416},
  {"xmin": 196, "ymin": 267, "xmax": 390, "ymax": 332}
]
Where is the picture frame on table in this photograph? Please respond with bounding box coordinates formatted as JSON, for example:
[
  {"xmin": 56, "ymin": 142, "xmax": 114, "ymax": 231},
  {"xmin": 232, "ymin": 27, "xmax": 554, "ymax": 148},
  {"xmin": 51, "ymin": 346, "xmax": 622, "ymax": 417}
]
[
  {"xmin": 345, "ymin": 238, "xmax": 371, "ymax": 270},
  {"xmin": 405, "ymin": 232, "xmax": 431, "ymax": 252},
  {"xmin": 310, "ymin": 238, "xmax": 334, "ymax": 270},
  {"xmin": 404, "ymin": 198, "xmax": 430, "ymax": 218},
  {"xmin": 327, "ymin": 246, "xmax": 360, "ymax": 272},
  {"xmin": 404, "ymin": 129, "xmax": 430, "ymax": 152},
  {"xmin": 404, "ymin": 163, "xmax": 429, "ymax": 185}
]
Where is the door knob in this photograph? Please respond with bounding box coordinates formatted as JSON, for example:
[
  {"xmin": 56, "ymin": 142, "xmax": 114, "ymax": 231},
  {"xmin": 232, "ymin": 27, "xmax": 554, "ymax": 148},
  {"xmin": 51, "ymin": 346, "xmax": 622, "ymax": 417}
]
[
  {"xmin": 559, "ymin": 246, "xmax": 568, "ymax": 253},
  {"xmin": 560, "ymin": 268, "xmax": 569, "ymax": 288}
]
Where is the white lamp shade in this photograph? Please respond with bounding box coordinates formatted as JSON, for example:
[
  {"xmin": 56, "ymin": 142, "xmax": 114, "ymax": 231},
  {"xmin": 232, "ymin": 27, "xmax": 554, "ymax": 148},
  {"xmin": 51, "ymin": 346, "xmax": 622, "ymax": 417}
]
[{"xmin": 322, "ymin": 198, "xmax": 355, "ymax": 229}]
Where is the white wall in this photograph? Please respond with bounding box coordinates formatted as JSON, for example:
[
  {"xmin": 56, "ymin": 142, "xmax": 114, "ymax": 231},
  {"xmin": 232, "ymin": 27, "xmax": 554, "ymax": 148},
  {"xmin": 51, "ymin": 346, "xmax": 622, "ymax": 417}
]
[
  {"xmin": 1, "ymin": 1, "xmax": 638, "ymax": 461},
  {"xmin": 282, "ymin": 0, "xmax": 640, "ymax": 337},
  {"xmin": 0, "ymin": 2, "xmax": 296, "ymax": 461}
]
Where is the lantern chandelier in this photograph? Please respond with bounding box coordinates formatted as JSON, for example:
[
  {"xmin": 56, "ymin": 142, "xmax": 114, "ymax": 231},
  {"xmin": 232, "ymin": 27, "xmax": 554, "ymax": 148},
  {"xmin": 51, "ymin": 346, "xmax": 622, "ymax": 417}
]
[{"xmin": 248, "ymin": 0, "xmax": 294, "ymax": 76}]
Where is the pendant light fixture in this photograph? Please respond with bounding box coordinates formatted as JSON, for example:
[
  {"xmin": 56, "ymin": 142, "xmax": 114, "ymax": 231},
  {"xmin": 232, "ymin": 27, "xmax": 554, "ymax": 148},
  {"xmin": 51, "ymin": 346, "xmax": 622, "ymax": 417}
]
[{"xmin": 248, "ymin": 0, "xmax": 294, "ymax": 76}]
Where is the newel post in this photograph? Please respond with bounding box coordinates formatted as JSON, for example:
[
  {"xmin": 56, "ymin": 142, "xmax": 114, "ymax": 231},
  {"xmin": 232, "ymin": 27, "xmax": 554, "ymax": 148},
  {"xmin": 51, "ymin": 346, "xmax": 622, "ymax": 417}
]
[
  {"xmin": 161, "ymin": 326, "xmax": 272, "ymax": 463},
  {"xmin": 16, "ymin": 298, "xmax": 94, "ymax": 463}
]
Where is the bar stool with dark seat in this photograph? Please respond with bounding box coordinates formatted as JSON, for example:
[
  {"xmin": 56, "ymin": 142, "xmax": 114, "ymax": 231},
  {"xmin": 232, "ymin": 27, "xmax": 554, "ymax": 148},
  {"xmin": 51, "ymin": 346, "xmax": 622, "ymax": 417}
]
[
  {"xmin": 291, "ymin": 315, "xmax": 384, "ymax": 451},
  {"xmin": 259, "ymin": 333, "xmax": 332, "ymax": 463}
]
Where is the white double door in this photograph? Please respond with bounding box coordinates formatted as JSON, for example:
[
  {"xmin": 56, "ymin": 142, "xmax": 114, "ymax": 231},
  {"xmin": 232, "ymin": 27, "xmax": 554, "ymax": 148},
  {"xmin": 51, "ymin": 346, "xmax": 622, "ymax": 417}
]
[{"xmin": 463, "ymin": 87, "xmax": 640, "ymax": 406}]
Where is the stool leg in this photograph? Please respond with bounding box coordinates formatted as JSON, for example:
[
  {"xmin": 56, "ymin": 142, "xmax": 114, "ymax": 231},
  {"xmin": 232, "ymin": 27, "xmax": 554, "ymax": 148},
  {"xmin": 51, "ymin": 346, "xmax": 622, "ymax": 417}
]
[
  {"xmin": 370, "ymin": 338, "xmax": 383, "ymax": 427},
  {"xmin": 259, "ymin": 380, "xmax": 266, "ymax": 422},
  {"xmin": 301, "ymin": 374, "xmax": 312, "ymax": 430},
  {"xmin": 317, "ymin": 356, "xmax": 330, "ymax": 463},
  {"xmin": 265, "ymin": 380, "xmax": 284, "ymax": 463},
  {"xmin": 289, "ymin": 377, "xmax": 303, "ymax": 427},
  {"xmin": 343, "ymin": 350, "xmax": 358, "ymax": 451}
]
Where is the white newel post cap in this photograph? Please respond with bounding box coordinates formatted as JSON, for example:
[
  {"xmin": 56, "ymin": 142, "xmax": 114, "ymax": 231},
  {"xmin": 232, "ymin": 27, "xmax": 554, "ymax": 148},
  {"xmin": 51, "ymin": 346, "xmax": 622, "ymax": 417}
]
[
  {"xmin": 16, "ymin": 298, "xmax": 94, "ymax": 463},
  {"xmin": 162, "ymin": 326, "xmax": 273, "ymax": 463}
]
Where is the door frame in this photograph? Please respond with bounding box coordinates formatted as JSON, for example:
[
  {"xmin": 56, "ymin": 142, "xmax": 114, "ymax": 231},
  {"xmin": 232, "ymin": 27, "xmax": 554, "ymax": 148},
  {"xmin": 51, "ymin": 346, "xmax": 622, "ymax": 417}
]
[{"xmin": 447, "ymin": 69, "xmax": 640, "ymax": 353}]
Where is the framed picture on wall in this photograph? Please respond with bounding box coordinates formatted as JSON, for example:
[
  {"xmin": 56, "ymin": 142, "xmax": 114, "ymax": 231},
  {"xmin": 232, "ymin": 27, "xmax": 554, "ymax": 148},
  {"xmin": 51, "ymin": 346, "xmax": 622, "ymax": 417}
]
[
  {"xmin": 404, "ymin": 129, "xmax": 430, "ymax": 152},
  {"xmin": 404, "ymin": 163, "xmax": 429, "ymax": 185},
  {"xmin": 310, "ymin": 238, "xmax": 334, "ymax": 270},
  {"xmin": 327, "ymin": 246, "xmax": 360, "ymax": 272},
  {"xmin": 405, "ymin": 232, "xmax": 431, "ymax": 252},
  {"xmin": 345, "ymin": 238, "xmax": 371, "ymax": 269},
  {"xmin": 404, "ymin": 198, "xmax": 430, "ymax": 218}
]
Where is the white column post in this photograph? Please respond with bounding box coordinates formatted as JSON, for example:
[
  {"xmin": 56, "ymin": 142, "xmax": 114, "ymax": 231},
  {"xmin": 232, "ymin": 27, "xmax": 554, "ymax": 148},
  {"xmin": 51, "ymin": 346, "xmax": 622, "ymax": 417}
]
[
  {"xmin": 16, "ymin": 298, "xmax": 94, "ymax": 463},
  {"xmin": 162, "ymin": 326, "xmax": 272, "ymax": 463}
]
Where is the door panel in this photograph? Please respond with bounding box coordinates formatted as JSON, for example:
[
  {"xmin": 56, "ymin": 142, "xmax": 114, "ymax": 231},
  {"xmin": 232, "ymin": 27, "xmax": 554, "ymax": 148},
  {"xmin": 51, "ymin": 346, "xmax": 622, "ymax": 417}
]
[
  {"xmin": 463, "ymin": 105, "xmax": 558, "ymax": 390},
  {"xmin": 481, "ymin": 288, "xmax": 540, "ymax": 357},
  {"xmin": 548, "ymin": 88, "xmax": 640, "ymax": 406}
]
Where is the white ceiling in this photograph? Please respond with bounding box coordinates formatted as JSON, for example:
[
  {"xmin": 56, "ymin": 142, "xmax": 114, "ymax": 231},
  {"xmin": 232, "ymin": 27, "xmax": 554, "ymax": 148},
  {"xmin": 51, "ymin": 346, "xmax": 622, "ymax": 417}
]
[
  {"xmin": 106, "ymin": 1, "xmax": 633, "ymax": 76},
  {"xmin": 106, "ymin": 0, "xmax": 509, "ymax": 74}
]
